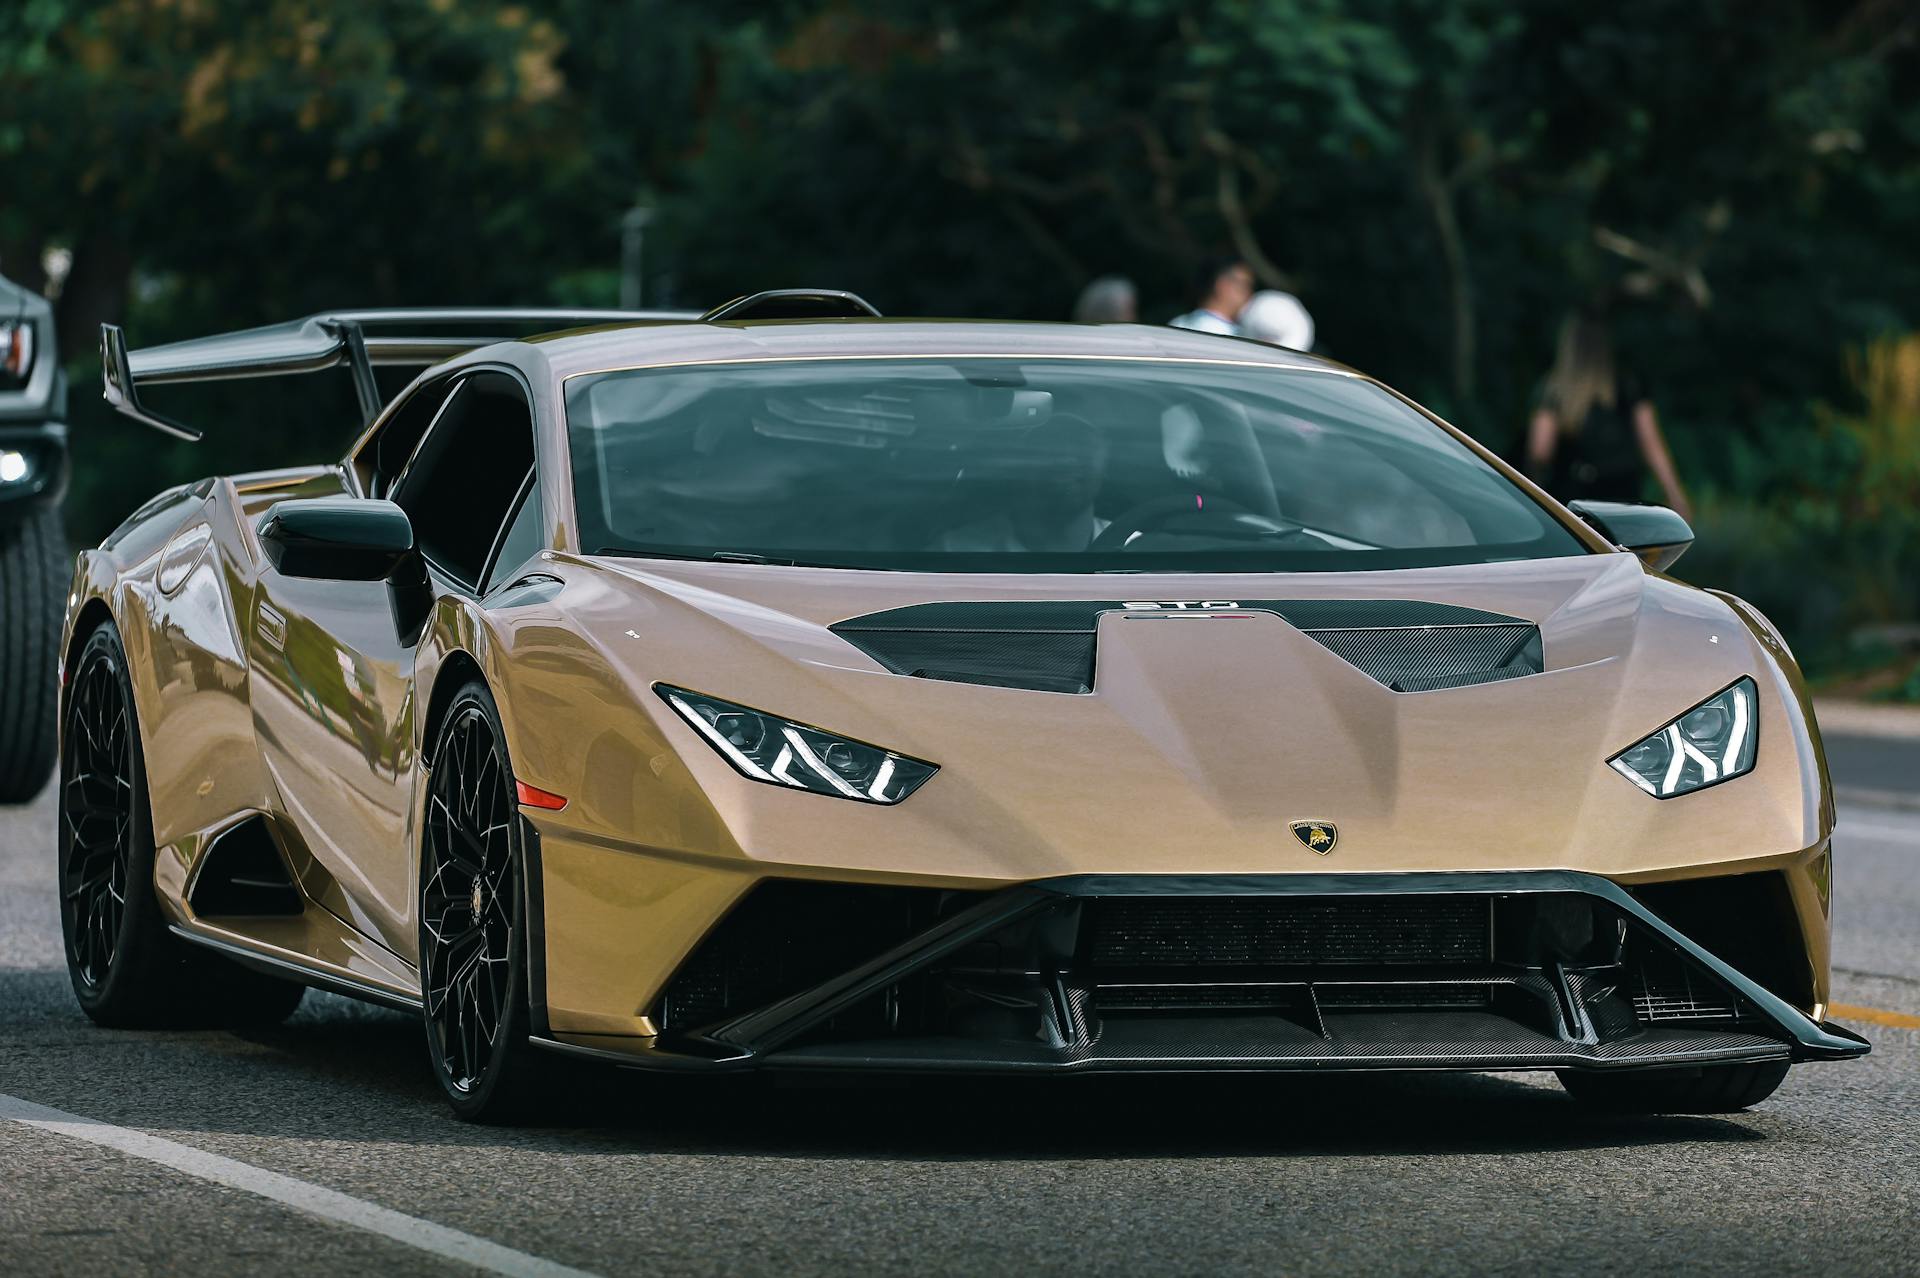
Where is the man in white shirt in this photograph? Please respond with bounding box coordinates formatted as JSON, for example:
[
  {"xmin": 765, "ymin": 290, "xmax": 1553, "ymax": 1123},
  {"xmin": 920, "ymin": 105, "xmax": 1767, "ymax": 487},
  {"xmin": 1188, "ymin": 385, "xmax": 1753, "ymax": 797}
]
[{"xmin": 1169, "ymin": 257, "xmax": 1255, "ymax": 335}]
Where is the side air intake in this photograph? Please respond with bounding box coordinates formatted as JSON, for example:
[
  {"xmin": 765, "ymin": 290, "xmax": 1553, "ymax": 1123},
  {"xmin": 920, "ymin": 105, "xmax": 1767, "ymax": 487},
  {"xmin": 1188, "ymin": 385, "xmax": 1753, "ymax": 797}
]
[
  {"xmin": 187, "ymin": 815, "xmax": 304, "ymax": 917},
  {"xmin": 831, "ymin": 599, "xmax": 1542, "ymax": 694}
]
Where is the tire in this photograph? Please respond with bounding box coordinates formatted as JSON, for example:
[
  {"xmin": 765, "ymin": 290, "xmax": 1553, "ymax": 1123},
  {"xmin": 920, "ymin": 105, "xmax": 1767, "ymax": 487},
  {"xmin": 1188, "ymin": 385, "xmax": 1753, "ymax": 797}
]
[
  {"xmin": 0, "ymin": 505, "xmax": 64, "ymax": 802},
  {"xmin": 59, "ymin": 621, "xmax": 305, "ymax": 1028},
  {"xmin": 1556, "ymin": 1060, "xmax": 1791, "ymax": 1113},
  {"xmin": 419, "ymin": 679, "xmax": 545, "ymax": 1123}
]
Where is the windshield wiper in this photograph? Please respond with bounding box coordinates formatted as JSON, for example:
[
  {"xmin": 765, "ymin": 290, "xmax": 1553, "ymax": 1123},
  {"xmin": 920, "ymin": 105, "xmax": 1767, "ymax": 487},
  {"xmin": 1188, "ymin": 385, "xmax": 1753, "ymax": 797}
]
[
  {"xmin": 709, "ymin": 551, "xmax": 797, "ymax": 565},
  {"xmin": 593, "ymin": 546, "xmax": 799, "ymax": 564},
  {"xmin": 593, "ymin": 546, "xmax": 877, "ymax": 570}
]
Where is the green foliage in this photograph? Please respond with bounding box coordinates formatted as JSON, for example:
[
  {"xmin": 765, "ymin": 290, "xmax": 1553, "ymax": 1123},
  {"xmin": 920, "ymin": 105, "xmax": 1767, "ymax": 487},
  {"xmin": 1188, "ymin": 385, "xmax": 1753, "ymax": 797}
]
[
  {"xmin": 1678, "ymin": 333, "xmax": 1920, "ymax": 669},
  {"xmin": 4, "ymin": 0, "xmax": 1918, "ymax": 683},
  {"xmin": 2, "ymin": 0, "xmax": 684, "ymax": 538},
  {"xmin": 651, "ymin": 0, "xmax": 1920, "ymax": 456}
]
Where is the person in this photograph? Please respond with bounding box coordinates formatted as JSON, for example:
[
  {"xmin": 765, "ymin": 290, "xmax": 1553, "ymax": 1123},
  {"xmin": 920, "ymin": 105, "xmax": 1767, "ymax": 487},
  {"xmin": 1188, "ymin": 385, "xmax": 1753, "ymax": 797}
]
[
  {"xmin": 1526, "ymin": 309, "xmax": 1690, "ymax": 519},
  {"xmin": 1239, "ymin": 289, "xmax": 1315, "ymax": 351},
  {"xmin": 1169, "ymin": 257, "xmax": 1254, "ymax": 335},
  {"xmin": 1072, "ymin": 275, "xmax": 1138, "ymax": 323}
]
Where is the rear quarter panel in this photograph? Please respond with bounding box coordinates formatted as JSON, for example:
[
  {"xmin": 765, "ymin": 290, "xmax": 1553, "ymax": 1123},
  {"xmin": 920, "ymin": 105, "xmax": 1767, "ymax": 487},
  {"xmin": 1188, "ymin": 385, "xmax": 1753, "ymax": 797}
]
[{"xmin": 63, "ymin": 466, "xmax": 345, "ymax": 910}]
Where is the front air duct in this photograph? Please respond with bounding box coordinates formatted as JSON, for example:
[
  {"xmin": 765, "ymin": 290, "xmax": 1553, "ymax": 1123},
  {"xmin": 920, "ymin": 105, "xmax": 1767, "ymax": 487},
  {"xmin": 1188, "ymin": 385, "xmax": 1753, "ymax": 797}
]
[{"xmin": 831, "ymin": 599, "xmax": 1543, "ymax": 694}]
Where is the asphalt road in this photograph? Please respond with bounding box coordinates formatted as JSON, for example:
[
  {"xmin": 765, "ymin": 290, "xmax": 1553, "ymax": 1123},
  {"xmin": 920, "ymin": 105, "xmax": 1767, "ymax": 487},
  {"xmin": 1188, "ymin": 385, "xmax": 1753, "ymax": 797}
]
[
  {"xmin": 1826, "ymin": 732, "xmax": 1920, "ymax": 809},
  {"xmin": 2, "ymin": 737, "xmax": 1917, "ymax": 1277}
]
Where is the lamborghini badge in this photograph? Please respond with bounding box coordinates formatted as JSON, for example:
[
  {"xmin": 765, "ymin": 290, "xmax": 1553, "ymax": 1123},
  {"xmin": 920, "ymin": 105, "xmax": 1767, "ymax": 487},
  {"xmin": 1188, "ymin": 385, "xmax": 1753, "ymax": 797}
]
[{"xmin": 1290, "ymin": 820, "xmax": 1338, "ymax": 855}]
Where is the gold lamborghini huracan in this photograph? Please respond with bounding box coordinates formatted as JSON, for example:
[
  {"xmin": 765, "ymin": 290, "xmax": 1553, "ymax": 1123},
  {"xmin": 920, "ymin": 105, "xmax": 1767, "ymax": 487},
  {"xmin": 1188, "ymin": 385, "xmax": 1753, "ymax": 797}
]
[{"xmin": 60, "ymin": 291, "xmax": 1866, "ymax": 1121}]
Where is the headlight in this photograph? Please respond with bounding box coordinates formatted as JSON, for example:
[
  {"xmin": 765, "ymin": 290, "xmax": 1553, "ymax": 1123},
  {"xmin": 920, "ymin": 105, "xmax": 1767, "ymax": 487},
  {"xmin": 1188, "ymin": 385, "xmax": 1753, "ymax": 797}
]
[
  {"xmin": 0, "ymin": 450, "xmax": 28, "ymax": 484},
  {"xmin": 658, "ymin": 685, "xmax": 937, "ymax": 805},
  {"xmin": 1608, "ymin": 678, "xmax": 1757, "ymax": 797}
]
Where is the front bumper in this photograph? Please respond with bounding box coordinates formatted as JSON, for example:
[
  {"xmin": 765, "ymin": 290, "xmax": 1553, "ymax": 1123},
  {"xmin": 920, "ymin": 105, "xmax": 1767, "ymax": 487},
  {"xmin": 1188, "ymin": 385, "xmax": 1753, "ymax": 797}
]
[{"xmin": 535, "ymin": 870, "xmax": 1869, "ymax": 1076}]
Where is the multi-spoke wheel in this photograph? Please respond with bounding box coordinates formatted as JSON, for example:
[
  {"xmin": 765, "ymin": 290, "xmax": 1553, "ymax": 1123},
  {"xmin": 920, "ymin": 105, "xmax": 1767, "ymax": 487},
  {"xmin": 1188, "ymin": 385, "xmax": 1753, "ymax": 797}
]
[
  {"xmin": 59, "ymin": 622, "xmax": 304, "ymax": 1026},
  {"xmin": 61, "ymin": 628, "xmax": 134, "ymax": 990},
  {"xmin": 420, "ymin": 680, "xmax": 541, "ymax": 1121}
]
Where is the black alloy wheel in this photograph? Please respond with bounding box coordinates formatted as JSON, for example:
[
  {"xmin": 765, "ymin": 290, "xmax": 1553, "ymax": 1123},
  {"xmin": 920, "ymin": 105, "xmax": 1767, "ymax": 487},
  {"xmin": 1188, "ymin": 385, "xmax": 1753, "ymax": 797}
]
[
  {"xmin": 60, "ymin": 631, "xmax": 134, "ymax": 989},
  {"xmin": 420, "ymin": 680, "xmax": 541, "ymax": 1120},
  {"xmin": 58, "ymin": 622, "xmax": 304, "ymax": 1026}
]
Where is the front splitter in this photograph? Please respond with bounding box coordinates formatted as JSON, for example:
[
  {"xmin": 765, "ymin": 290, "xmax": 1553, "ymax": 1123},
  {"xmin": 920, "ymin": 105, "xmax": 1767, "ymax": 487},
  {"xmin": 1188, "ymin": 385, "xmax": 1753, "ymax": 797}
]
[{"xmin": 533, "ymin": 869, "xmax": 1872, "ymax": 1077}]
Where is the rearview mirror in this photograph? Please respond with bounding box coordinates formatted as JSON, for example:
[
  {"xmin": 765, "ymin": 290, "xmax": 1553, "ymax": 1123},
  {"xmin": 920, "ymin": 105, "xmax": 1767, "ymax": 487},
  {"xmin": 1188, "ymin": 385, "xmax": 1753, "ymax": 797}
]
[
  {"xmin": 259, "ymin": 498, "xmax": 415, "ymax": 580},
  {"xmin": 1567, "ymin": 500, "xmax": 1694, "ymax": 572}
]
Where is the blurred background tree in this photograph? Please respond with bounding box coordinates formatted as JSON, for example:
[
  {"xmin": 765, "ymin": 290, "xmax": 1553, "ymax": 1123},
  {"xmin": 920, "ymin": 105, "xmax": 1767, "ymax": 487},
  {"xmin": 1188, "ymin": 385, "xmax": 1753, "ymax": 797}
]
[{"xmin": 3, "ymin": 0, "xmax": 1917, "ymax": 682}]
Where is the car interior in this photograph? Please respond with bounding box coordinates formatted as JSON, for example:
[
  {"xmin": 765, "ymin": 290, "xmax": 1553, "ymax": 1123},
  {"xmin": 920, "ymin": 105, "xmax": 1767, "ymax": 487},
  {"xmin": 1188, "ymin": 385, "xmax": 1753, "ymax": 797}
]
[{"xmin": 565, "ymin": 360, "xmax": 1565, "ymax": 567}]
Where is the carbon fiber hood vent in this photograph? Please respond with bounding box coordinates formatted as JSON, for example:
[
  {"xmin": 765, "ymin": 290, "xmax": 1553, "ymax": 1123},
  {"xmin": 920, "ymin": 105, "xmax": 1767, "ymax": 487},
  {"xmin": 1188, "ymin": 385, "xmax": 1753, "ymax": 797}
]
[{"xmin": 830, "ymin": 599, "xmax": 1543, "ymax": 694}]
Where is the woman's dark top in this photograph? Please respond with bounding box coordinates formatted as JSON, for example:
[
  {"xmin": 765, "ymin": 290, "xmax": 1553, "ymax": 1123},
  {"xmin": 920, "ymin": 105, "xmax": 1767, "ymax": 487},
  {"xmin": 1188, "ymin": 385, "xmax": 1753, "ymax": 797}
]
[{"xmin": 1545, "ymin": 374, "xmax": 1650, "ymax": 504}]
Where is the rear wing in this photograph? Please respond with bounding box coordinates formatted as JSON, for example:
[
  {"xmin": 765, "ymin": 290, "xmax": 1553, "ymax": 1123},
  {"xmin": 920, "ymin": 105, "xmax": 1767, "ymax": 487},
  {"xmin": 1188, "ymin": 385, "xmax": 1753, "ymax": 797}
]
[
  {"xmin": 100, "ymin": 291, "xmax": 879, "ymax": 442},
  {"xmin": 99, "ymin": 307, "xmax": 695, "ymax": 442}
]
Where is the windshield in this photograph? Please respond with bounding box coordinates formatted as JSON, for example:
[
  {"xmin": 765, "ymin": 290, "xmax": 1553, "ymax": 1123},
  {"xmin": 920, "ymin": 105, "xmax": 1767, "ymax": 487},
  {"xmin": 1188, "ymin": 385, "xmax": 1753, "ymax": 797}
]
[{"xmin": 564, "ymin": 358, "xmax": 1586, "ymax": 573}]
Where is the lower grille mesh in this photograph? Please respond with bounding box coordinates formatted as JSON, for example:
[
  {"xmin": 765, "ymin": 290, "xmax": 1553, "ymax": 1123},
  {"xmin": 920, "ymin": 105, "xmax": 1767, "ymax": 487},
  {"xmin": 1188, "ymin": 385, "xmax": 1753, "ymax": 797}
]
[
  {"xmin": 1085, "ymin": 896, "xmax": 1491, "ymax": 968},
  {"xmin": 1629, "ymin": 941, "xmax": 1741, "ymax": 1023},
  {"xmin": 1315, "ymin": 982, "xmax": 1495, "ymax": 1009}
]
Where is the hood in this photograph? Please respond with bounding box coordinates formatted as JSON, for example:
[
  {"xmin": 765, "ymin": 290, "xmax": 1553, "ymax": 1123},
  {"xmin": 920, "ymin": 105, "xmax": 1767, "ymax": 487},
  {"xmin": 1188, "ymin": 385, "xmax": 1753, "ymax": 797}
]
[{"xmin": 535, "ymin": 550, "xmax": 1823, "ymax": 884}]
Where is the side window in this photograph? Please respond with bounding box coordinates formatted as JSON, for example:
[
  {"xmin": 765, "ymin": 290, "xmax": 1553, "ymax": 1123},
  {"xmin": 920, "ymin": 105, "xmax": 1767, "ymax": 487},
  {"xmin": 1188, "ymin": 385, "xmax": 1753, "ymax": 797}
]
[
  {"xmin": 393, "ymin": 371, "xmax": 536, "ymax": 589},
  {"xmin": 359, "ymin": 376, "xmax": 456, "ymax": 498},
  {"xmin": 482, "ymin": 474, "xmax": 544, "ymax": 594}
]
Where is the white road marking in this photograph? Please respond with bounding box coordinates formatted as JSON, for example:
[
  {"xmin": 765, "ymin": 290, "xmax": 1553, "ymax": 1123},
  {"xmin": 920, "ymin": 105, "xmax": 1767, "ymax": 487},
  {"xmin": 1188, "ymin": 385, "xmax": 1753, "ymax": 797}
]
[{"xmin": 0, "ymin": 1092, "xmax": 598, "ymax": 1278}]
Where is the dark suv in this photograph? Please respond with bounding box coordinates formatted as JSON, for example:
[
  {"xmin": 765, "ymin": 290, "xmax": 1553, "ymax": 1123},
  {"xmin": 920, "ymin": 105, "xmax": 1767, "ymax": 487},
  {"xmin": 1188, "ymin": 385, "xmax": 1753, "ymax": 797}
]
[{"xmin": 0, "ymin": 272, "xmax": 66, "ymax": 801}]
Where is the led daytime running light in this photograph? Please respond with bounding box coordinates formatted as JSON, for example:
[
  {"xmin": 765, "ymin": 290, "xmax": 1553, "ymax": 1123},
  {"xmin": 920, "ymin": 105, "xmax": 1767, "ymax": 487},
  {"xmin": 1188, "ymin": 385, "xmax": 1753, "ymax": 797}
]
[
  {"xmin": 659, "ymin": 686, "xmax": 937, "ymax": 805},
  {"xmin": 1608, "ymin": 678, "xmax": 1757, "ymax": 798}
]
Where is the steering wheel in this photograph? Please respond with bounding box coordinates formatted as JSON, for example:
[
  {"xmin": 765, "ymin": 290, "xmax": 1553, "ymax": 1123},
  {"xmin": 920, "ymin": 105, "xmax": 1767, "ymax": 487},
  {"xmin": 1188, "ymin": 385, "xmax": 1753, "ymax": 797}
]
[{"xmin": 1089, "ymin": 492, "xmax": 1287, "ymax": 551}]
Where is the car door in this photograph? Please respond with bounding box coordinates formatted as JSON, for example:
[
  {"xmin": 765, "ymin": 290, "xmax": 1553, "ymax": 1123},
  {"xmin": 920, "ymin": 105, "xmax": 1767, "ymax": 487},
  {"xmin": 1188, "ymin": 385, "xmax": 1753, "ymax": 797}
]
[{"xmin": 249, "ymin": 369, "xmax": 539, "ymax": 958}]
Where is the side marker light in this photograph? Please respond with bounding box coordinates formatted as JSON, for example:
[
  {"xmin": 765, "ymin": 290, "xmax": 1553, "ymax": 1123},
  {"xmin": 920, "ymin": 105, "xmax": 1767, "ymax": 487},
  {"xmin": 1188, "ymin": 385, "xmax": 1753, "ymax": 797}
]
[{"xmin": 515, "ymin": 780, "xmax": 568, "ymax": 810}]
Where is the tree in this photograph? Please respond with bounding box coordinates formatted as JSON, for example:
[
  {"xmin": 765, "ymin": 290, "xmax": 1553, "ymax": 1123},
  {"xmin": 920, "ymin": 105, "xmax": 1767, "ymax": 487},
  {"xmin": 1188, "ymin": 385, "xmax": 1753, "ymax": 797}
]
[
  {"xmin": 649, "ymin": 0, "xmax": 1919, "ymax": 437},
  {"xmin": 3, "ymin": 0, "xmax": 1917, "ymax": 562}
]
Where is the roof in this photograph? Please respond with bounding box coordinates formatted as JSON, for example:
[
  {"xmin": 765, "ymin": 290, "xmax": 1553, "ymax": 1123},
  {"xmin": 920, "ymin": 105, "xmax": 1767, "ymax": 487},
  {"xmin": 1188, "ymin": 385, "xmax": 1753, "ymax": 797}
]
[
  {"xmin": 105, "ymin": 309, "xmax": 1353, "ymax": 444},
  {"xmin": 527, "ymin": 319, "xmax": 1344, "ymax": 380}
]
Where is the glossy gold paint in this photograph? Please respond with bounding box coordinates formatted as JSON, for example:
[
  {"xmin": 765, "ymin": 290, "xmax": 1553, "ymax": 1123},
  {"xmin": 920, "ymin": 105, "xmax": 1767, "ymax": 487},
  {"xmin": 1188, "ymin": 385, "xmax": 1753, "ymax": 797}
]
[{"xmin": 60, "ymin": 320, "xmax": 1838, "ymax": 1045}]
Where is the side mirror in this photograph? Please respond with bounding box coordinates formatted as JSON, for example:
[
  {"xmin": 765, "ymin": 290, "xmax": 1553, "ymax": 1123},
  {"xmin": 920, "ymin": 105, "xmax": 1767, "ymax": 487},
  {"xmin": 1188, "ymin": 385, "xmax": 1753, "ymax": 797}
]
[
  {"xmin": 1568, "ymin": 499, "xmax": 1694, "ymax": 572},
  {"xmin": 258, "ymin": 497, "xmax": 433, "ymax": 642},
  {"xmin": 259, "ymin": 498, "xmax": 415, "ymax": 580}
]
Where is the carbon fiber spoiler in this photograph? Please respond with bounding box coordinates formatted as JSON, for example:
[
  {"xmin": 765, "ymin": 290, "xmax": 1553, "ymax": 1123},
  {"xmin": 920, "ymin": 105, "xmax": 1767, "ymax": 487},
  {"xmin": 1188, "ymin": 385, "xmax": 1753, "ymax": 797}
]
[{"xmin": 98, "ymin": 307, "xmax": 696, "ymax": 442}]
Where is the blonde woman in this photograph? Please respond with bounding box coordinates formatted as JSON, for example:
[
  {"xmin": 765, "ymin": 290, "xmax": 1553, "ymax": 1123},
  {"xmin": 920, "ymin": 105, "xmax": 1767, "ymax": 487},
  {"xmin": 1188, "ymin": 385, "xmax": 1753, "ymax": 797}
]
[{"xmin": 1526, "ymin": 309, "xmax": 1690, "ymax": 519}]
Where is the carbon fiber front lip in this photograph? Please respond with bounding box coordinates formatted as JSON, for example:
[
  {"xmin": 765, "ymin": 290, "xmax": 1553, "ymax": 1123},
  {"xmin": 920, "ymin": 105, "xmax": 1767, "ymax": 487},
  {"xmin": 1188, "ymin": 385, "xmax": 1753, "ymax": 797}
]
[
  {"xmin": 531, "ymin": 870, "xmax": 1871, "ymax": 1076},
  {"xmin": 759, "ymin": 1023, "xmax": 1793, "ymax": 1075}
]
